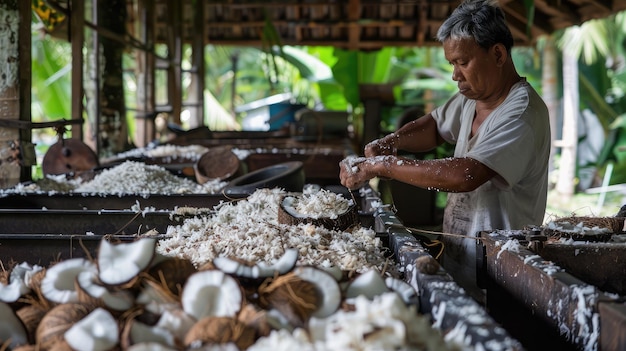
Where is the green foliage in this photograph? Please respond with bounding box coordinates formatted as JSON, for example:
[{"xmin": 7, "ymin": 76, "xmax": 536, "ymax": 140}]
[{"xmin": 31, "ymin": 35, "xmax": 71, "ymax": 123}]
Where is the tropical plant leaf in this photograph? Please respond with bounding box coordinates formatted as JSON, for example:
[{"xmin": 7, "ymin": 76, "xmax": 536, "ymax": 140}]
[{"xmin": 279, "ymin": 46, "xmax": 333, "ymax": 82}]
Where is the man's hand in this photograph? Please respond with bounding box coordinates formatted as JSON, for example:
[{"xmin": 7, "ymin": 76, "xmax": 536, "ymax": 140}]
[
  {"xmin": 364, "ymin": 134, "xmax": 397, "ymax": 157},
  {"xmin": 339, "ymin": 156, "xmax": 372, "ymax": 190}
]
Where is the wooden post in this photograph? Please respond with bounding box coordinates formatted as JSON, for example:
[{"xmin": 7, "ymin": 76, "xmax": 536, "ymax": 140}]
[
  {"xmin": 187, "ymin": 0, "xmax": 205, "ymax": 129},
  {"xmin": 134, "ymin": 0, "xmax": 156, "ymax": 147},
  {"xmin": 359, "ymin": 83, "xmax": 395, "ymax": 148},
  {"xmin": 18, "ymin": 0, "xmax": 32, "ymax": 182},
  {"xmin": 0, "ymin": 1, "xmax": 24, "ymax": 188},
  {"xmin": 71, "ymin": 0, "xmax": 85, "ymax": 141}
]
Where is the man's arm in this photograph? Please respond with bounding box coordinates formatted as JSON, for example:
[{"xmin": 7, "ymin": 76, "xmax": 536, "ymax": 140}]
[
  {"xmin": 340, "ymin": 155, "xmax": 496, "ymax": 192},
  {"xmin": 365, "ymin": 113, "xmax": 443, "ymax": 157}
]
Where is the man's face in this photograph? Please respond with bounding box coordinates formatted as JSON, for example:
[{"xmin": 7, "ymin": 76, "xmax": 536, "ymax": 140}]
[{"xmin": 443, "ymin": 37, "xmax": 499, "ymax": 101}]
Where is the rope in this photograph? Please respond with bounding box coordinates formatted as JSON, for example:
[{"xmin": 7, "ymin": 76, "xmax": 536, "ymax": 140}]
[{"xmin": 405, "ymin": 226, "xmax": 485, "ymax": 241}]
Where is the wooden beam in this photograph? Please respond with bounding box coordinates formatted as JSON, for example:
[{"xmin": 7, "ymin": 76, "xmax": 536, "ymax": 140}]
[{"xmin": 71, "ymin": 0, "xmax": 85, "ymax": 140}]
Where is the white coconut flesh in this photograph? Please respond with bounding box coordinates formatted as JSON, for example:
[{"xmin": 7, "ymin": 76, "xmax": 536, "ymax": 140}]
[
  {"xmin": 385, "ymin": 276, "xmax": 419, "ymax": 306},
  {"xmin": 0, "ymin": 280, "xmax": 26, "ymax": 304},
  {"xmin": 0, "ymin": 262, "xmax": 44, "ymax": 303},
  {"xmin": 213, "ymin": 248, "xmax": 299, "ymax": 279},
  {"xmin": 0, "ymin": 302, "xmax": 28, "ymax": 348},
  {"xmin": 345, "ymin": 269, "xmax": 389, "ymax": 300},
  {"xmin": 40, "ymin": 258, "xmax": 97, "ymax": 304},
  {"xmin": 181, "ymin": 270, "xmax": 243, "ymax": 320},
  {"xmin": 155, "ymin": 309, "xmax": 196, "ymax": 343},
  {"xmin": 282, "ymin": 191, "xmax": 352, "ymax": 219},
  {"xmin": 126, "ymin": 342, "xmax": 178, "ymax": 351},
  {"xmin": 64, "ymin": 307, "xmax": 119, "ymax": 351},
  {"xmin": 98, "ymin": 238, "xmax": 157, "ymax": 285},
  {"xmin": 135, "ymin": 282, "xmax": 179, "ymax": 315},
  {"xmin": 77, "ymin": 270, "xmax": 135, "ymax": 311},
  {"xmin": 126, "ymin": 319, "xmax": 176, "ymax": 348},
  {"xmin": 292, "ymin": 266, "xmax": 341, "ymax": 318}
]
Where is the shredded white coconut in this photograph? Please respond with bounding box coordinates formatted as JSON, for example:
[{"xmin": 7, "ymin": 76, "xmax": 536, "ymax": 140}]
[
  {"xmin": 285, "ymin": 187, "xmax": 353, "ymax": 219},
  {"xmin": 2, "ymin": 161, "xmax": 227, "ymax": 195},
  {"xmin": 249, "ymin": 293, "xmax": 455, "ymax": 351},
  {"xmin": 157, "ymin": 188, "xmax": 389, "ymax": 273}
]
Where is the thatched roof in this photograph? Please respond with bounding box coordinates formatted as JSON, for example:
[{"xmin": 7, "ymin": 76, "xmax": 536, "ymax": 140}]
[{"xmin": 150, "ymin": 0, "xmax": 626, "ymax": 50}]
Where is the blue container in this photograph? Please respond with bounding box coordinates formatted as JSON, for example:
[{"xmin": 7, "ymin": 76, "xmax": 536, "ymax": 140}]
[{"xmin": 268, "ymin": 102, "xmax": 307, "ymax": 130}]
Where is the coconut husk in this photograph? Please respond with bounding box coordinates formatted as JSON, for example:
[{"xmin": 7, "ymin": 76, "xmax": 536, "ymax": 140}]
[
  {"xmin": 257, "ymin": 273, "xmax": 320, "ymax": 328},
  {"xmin": 146, "ymin": 256, "xmax": 197, "ymax": 297},
  {"xmin": 16, "ymin": 304, "xmax": 48, "ymax": 345},
  {"xmin": 35, "ymin": 303, "xmax": 96, "ymax": 351},
  {"xmin": 184, "ymin": 316, "xmax": 256, "ymax": 350},
  {"xmin": 237, "ymin": 303, "xmax": 273, "ymax": 338}
]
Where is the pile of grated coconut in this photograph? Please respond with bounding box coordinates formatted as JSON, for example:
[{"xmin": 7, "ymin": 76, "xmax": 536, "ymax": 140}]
[
  {"xmin": 3, "ymin": 160, "xmax": 227, "ymax": 195},
  {"xmin": 157, "ymin": 187, "xmax": 390, "ymax": 273}
]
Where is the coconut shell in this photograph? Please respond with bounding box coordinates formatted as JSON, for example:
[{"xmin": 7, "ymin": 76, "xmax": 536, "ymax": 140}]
[
  {"xmin": 35, "ymin": 303, "xmax": 96, "ymax": 351},
  {"xmin": 184, "ymin": 316, "xmax": 256, "ymax": 350},
  {"xmin": 147, "ymin": 256, "xmax": 197, "ymax": 297},
  {"xmin": 277, "ymin": 196, "xmax": 359, "ymax": 231},
  {"xmin": 194, "ymin": 146, "xmax": 242, "ymax": 183},
  {"xmin": 0, "ymin": 268, "xmax": 8, "ymax": 285},
  {"xmin": 237, "ymin": 304, "xmax": 272, "ymax": 338},
  {"xmin": 257, "ymin": 274, "xmax": 320, "ymax": 328},
  {"xmin": 16, "ymin": 304, "xmax": 48, "ymax": 344},
  {"xmin": 12, "ymin": 345, "xmax": 37, "ymax": 351}
]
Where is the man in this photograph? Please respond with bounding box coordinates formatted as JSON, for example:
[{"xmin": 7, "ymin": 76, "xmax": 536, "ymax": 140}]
[{"xmin": 339, "ymin": 0, "xmax": 551, "ymax": 303}]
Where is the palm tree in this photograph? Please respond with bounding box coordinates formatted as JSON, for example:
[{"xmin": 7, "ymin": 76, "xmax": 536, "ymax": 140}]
[{"xmin": 554, "ymin": 13, "xmax": 626, "ymax": 198}]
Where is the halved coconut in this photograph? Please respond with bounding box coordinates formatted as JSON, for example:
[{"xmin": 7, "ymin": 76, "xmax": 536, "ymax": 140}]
[
  {"xmin": 237, "ymin": 303, "xmax": 272, "ymax": 338},
  {"xmin": 120, "ymin": 318, "xmax": 177, "ymax": 350},
  {"xmin": 278, "ymin": 194, "xmax": 359, "ymax": 231},
  {"xmin": 181, "ymin": 270, "xmax": 244, "ymax": 320},
  {"xmin": 291, "ymin": 266, "xmax": 341, "ymax": 318},
  {"xmin": 184, "ymin": 316, "xmax": 256, "ymax": 350},
  {"xmin": 0, "ymin": 279, "xmax": 26, "ymax": 304},
  {"xmin": 385, "ymin": 277, "xmax": 419, "ymax": 307},
  {"xmin": 147, "ymin": 255, "xmax": 197, "ymax": 296},
  {"xmin": 98, "ymin": 237, "xmax": 157, "ymax": 286},
  {"xmin": 76, "ymin": 270, "xmax": 135, "ymax": 311},
  {"xmin": 40, "ymin": 258, "xmax": 97, "ymax": 304},
  {"xmin": 16, "ymin": 304, "xmax": 47, "ymax": 345},
  {"xmin": 0, "ymin": 302, "xmax": 28, "ymax": 349},
  {"xmin": 213, "ymin": 248, "xmax": 298, "ymax": 279},
  {"xmin": 0, "ymin": 262, "xmax": 44, "ymax": 304},
  {"xmin": 136, "ymin": 279, "xmax": 180, "ymax": 315},
  {"xmin": 36, "ymin": 302, "xmax": 95, "ymax": 351},
  {"xmin": 258, "ymin": 272, "xmax": 320, "ymax": 327},
  {"xmin": 126, "ymin": 342, "xmax": 178, "ymax": 351},
  {"xmin": 64, "ymin": 307, "xmax": 119, "ymax": 351},
  {"xmin": 154, "ymin": 308, "xmax": 197, "ymax": 345},
  {"xmin": 344, "ymin": 269, "xmax": 389, "ymax": 300}
]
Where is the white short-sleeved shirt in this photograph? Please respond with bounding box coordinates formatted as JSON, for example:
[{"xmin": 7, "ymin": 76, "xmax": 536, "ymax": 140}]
[{"xmin": 430, "ymin": 79, "xmax": 550, "ymax": 300}]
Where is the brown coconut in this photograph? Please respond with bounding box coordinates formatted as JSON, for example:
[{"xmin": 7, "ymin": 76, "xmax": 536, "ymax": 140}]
[
  {"xmin": 35, "ymin": 303, "xmax": 96, "ymax": 351},
  {"xmin": 16, "ymin": 304, "xmax": 48, "ymax": 344},
  {"xmin": 146, "ymin": 256, "xmax": 197, "ymax": 297},
  {"xmin": 184, "ymin": 316, "xmax": 256, "ymax": 350},
  {"xmin": 237, "ymin": 303, "xmax": 273, "ymax": 338},
  {"xmin": 257, "ymin": 273, "xmax": 320, "ymax": 328}
]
